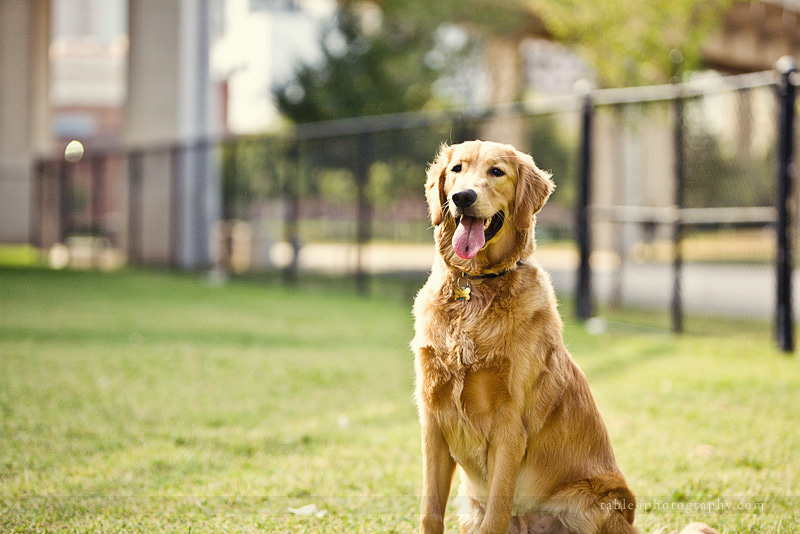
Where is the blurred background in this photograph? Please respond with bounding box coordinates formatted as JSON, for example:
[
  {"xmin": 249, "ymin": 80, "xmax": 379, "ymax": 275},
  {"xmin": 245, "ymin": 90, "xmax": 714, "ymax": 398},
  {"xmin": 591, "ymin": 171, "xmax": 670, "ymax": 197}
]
[{"xmin": 1, "ymin": 0, "xmax": 799, "ymax": 340}]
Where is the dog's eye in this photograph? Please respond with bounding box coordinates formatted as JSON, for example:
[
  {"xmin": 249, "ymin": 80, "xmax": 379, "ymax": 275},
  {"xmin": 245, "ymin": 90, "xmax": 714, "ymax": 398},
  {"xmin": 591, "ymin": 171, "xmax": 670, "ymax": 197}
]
[
  {"xmin": 489, "ymin": 167, "xmax": 505, "ymax": 177},
  {"xmin": 451, "ymin": 164, "xmax": 462, "ymax": 173}
]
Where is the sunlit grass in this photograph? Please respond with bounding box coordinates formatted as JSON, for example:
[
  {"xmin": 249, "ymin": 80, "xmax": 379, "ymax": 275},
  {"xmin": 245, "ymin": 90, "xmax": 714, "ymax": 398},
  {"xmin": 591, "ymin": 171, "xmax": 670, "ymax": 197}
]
[{"xmin": 1, "ymin": 268, "xmax": 797, "ymax": 533}]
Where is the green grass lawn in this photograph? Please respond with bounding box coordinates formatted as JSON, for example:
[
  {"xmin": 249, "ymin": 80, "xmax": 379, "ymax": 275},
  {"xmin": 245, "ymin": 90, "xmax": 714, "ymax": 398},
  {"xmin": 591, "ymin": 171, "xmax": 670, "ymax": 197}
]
[{"xmin": 0, "ymin": 268, "xmax": 798, "ymax": 533}]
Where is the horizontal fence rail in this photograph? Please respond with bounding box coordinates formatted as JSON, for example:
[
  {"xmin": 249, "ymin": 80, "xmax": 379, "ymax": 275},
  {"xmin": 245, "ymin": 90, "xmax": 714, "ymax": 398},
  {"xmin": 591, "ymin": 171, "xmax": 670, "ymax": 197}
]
[{"xmin": 592, "ymin": 206, "xmax": 778, "ymax": 225}]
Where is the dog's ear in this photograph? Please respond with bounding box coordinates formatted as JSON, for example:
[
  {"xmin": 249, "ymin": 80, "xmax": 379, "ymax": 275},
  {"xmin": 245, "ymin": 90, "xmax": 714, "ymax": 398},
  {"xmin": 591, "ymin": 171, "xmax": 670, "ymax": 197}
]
[
  {"xmin": 425, "ymin": 144, "xmax": 453, "ymax": 226},
  {"xmin": 514, "ymin": 151, "xmax": 554, "ymax": 230}
]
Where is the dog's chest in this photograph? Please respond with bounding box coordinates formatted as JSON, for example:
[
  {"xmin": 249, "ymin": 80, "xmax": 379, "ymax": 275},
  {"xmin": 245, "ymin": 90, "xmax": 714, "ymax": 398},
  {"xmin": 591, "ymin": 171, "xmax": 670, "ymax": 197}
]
[
  {"xmin": 429, "ymin": 362, "xmax": 511, "ymax": 471},
  {"xmin": 419, "ymin": 305, "xmax": 513, "ymax": 440},
  {"xmin": 436, "ymin": 295, "xmax": 514, "ymax": 365},
  {"xmin": 414, "ymin": 280, "xmax": 523, "ymax": 436}
]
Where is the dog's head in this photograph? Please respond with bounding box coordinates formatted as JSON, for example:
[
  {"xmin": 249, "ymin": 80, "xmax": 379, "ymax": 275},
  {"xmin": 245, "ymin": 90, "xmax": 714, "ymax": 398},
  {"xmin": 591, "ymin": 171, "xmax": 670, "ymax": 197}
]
[{"xmin": 425, "ymin": 140, "xmax": 554, "ymax": 272}]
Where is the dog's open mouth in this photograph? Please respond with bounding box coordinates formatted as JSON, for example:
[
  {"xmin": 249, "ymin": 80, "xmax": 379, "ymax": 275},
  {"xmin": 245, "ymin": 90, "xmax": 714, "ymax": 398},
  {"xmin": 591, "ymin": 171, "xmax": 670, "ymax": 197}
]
[{"xmin": 452, "ymin": 211, "xmax": 505, "ymax": 260}]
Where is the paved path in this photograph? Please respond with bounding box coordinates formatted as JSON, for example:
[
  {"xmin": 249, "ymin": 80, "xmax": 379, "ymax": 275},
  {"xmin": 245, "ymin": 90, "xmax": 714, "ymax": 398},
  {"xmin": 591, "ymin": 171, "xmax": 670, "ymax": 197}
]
[
  {"xmin": 549, "ymin": 262, "xmax": 778, "ymax": 320},
  {"xmin": 282, "ymin": 243, "xmax": 785, "ymax": 320}
]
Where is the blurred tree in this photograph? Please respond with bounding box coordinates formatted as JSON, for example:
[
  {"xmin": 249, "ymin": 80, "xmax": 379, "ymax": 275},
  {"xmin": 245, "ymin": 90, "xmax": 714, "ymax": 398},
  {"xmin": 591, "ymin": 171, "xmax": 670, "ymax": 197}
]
[
  {"xmin": 374, "ymin": 0, "xmax": 546, "ymax": 103},
  {"xmin": 268, "ymin": 0, "xmax": 741, "ymax": 216},
  {"xmin": 375, "ymin": 0, "xmax": 735, "ymax": 89},
  {"xmin": 276, "ymin": 0, "xmax": 737, "ymax": 117},
  {"xmin": 530, "ymin": 0, "xmax": 735, "ymax": 86},
  {"xmin": 684, "ymin": 131, "xmax": 774, "ymax": 209},
  {"xmin": 272, "ymin": 3, "xmax": 440, "ymax": 122},
  {"xmin": 271, "ymin": 3, "xmax": 446, "ymax": 217},
  {"xmin": 272, "ymin": 2, "xmax": 462, "ymax": 209}
]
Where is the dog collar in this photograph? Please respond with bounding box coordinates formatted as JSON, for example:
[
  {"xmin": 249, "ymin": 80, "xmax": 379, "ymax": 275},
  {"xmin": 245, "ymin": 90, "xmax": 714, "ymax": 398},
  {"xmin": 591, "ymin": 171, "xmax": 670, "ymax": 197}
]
[
  {"xmin": 464, "ymin": 260, "xmax": 523, "ymax": 280},
  {"xmin": 453, "ymin": 261, "xmax": 522, "ymax": 301}
]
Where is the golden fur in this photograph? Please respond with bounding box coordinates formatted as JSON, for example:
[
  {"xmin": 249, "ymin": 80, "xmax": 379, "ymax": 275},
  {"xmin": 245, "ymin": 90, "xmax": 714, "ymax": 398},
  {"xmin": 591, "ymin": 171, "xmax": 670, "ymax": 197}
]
[{"xmin": 412, "ymin": 140, "xmax": 636, "ymax": 534}]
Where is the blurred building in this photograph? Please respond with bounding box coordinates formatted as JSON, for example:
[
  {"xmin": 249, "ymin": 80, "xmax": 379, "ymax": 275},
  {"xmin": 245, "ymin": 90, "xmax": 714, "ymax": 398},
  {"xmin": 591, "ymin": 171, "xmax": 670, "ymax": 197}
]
[
  {"xmin": 522, "ymin": 39, "xmax": 591, "ymax": 97},
  {"xmin": 48, "ymin": 0, "xmax": 333, "ymax": 139},
  {"xmin": 703, "ymin": 0, "xmax": 800, "ymax": 73},
  {"xmin": 50, "ymin": 0, "xmax": 127, "ymax": 146},
  {"xmin": 212, "ymin": 0, "xmax": 334, "ymax": 133}
]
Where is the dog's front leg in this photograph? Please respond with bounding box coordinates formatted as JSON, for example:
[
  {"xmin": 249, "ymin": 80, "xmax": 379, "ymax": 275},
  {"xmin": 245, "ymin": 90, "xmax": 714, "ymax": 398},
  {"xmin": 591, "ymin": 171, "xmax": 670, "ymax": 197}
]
[
  {"xmin": 419, "ymin": 415, "xmax": 456, "ymax": 534},
  {"xmin": 482, "ymin": 421, "xmax": 526, "ymax": 534}
]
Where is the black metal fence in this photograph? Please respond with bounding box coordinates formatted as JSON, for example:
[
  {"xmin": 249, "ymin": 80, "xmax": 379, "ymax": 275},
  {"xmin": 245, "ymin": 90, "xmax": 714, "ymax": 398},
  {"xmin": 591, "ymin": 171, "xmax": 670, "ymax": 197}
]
[
  {"xmin": 575, "ymin": 61, "xmax": 798, "ymax": 350},
  {"xmin": 31, "ymin": 61, "xmax": 799, "ymax": 350},
  {"xmin": 32, "ymin": 108, "xmax": 581, "ymax": 277}
]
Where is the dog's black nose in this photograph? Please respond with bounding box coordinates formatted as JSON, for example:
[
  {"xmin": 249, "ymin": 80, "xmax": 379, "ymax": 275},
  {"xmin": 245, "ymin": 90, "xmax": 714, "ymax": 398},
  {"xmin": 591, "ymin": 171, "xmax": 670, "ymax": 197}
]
[{"xmin": 452, "ymin": 190, "xmax": 477, "ymax": 209}]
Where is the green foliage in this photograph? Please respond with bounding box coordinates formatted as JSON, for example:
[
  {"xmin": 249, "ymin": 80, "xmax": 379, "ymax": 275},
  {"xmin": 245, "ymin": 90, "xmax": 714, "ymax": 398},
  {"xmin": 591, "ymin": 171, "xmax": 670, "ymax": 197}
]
[
  {"xmin": 273, "ymin": 5, "xmax": 439, "ymax": 123},
  {"xmin": 531, "ymin": 0, "xmax": 736, "ymax": 86},
  {"xmin": 258, "ymin": 0, "xmax": 744, "ymax": 223},
  {"xmin": 318, "ymin": 169, "xmax": 356, "ymax": 206},
  {"xmin": 0, "ymin": 244, "xmax": 40, "ymax": 267},
  {"xmin": 373, "ymin": 0, "xmax": 736, "ymax": 88},
  {"xmin": 286, "ymin": 126, "xmax": 454, "ymax": 211},
  {"xmin": 684, "ymin": 130, "xmax": 775, "ymax": 209},
  {"xmin": 526, "ymin": 113, "xmax": 578, "ymax": 207},
  {"xmin": 682, "ymin": 94, "xmax": 776, "ymax": 209},
  {"xmin": 220, "ymin": 137, "xmax": 293, "ymax": 219},
  {"xmin": 378, "ymin": 0, "xmax": 542, "ymax": 39}
]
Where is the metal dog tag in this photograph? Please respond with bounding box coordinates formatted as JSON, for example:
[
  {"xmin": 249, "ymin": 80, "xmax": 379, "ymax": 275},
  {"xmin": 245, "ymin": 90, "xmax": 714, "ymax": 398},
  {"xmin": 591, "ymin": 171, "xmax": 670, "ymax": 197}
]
[{"xmin": 454, "ymin": 275, "xmax": 471, "ymax": 301}]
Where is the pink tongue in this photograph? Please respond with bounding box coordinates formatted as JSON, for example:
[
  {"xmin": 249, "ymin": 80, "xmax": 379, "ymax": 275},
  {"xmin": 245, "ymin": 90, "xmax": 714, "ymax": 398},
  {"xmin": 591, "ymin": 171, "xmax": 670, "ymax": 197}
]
[{"xmin": 452, "ymin": 216, "xmax": 486, "ymax": 260}]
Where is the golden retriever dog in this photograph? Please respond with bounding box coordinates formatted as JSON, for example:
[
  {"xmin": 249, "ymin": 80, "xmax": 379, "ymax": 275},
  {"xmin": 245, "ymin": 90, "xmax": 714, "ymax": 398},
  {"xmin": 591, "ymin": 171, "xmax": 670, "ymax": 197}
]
[{"xmin": 411, "ymin": 140, "xmax": 636, "ymax": 534}]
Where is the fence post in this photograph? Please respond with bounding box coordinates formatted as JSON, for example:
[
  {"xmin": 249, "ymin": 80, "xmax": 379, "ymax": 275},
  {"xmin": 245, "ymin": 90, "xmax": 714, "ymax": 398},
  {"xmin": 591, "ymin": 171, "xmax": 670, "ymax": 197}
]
[
  {"xmin": 671, "ymin": 67, "xmax": 685, "ymax": 335},
  {"xmin": 31, "ymin": 160, "xmax": 44, "ymax": 249},
  {"xmin": 89, "ymin": 155, "xmax": 105, "ymax": 267},
  {"xmin": 354, "ymin": 132, "xmax": 373, "ymax": 296},
  {"xmin": 576, "ymin": 88, "xmax": 594, "ymax": 320},
  {"xmin": 91, "ymin": 154, "xmax": 105, "ymax": 233},
  {"xmin": 169, "ymin": 145, "xmax": 182, "ymax": 269},
  {"xmin": 128, "ymin": 151, "xmax": 143, "ymax": 264},
  {"xmin": 775, "ymin": 56, "xmax": 797, "ymax": 353},
  {"xmin": 283, "ymin": 138, "xmax": 301, "ymax": 285},
  {"xmin": 58, "ymin": 160, "xmax": 71, "ymax": 244}
]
